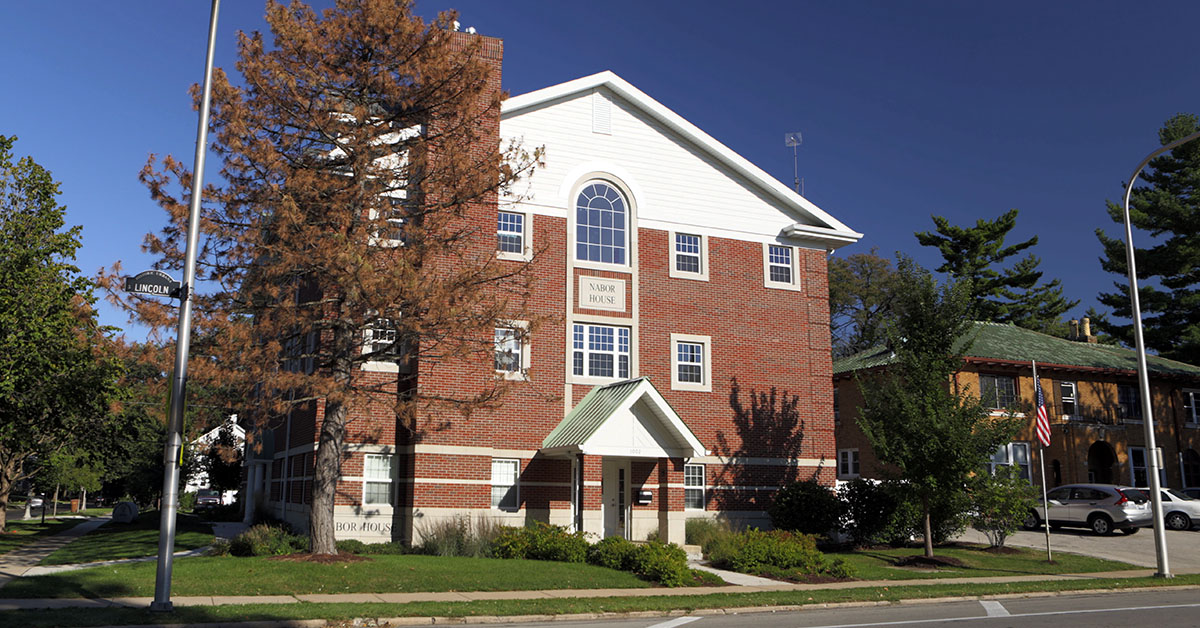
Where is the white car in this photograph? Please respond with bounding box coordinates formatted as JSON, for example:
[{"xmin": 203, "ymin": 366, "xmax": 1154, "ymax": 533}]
[
  {"xmin": 28, "ymin": 497, "xmax": 43, "ymax": 508},
  {"xmin": 1136, "ymin": 488, "xmax": 1200, "ymax": 531}
]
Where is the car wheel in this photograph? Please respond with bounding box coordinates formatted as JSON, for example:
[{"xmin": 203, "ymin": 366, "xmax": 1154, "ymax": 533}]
[
  {"xmin": 1120, "ymin": 527, "xmax": 1139, "ymax": 535},
  {"xmin": 1089, "ymin": 514, "xmax": 1113, "ymax": 536},
  {"xmin": 1165, "ymin": 511, "xmax": 1192, "ymax": 531},
  {"xmin": 1022, "ymin": 510, "xmax": 1041, "ymax": 531}
]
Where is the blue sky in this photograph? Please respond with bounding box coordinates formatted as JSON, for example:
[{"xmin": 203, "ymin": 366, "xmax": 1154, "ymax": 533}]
[{"xmin": 3, "ymin": 1, "xmax": 1198, "ymax": 338}]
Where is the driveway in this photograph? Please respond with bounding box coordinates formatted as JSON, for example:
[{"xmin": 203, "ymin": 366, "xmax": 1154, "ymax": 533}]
[{"xmin": 956, "ymin": 526, "xmax": 1200, "ymax": 573}]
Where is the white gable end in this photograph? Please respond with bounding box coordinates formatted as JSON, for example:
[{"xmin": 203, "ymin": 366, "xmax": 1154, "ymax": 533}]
[{"xmin": 501, "ymin": 72, "xmax": 861, "ymax": 249}]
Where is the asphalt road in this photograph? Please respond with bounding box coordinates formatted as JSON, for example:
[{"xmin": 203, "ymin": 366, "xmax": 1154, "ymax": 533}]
[
  {"xmin": 956, "ymin": 525, "xmax": 1200, "ymax": 573},
  {"xmin": 523, "ymin": 589, "xmax": 1200, "ymax": 627}
]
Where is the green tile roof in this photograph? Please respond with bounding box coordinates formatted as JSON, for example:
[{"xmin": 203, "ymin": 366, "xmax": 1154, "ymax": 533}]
[
  {"xmin": 542, "ymin": 377, "xmax": 647, "ymax": 449},
  {"xmin": 833, "ymin": 321, "xmax": 1200, "ymax": 378}
]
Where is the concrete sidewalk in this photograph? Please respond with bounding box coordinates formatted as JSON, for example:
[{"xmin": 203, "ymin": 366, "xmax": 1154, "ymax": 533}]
[
  {"xmin": 0, "ymin": 568, "xmax": 1176, "ymax": 611},
  {"xmin": 0, "ymin": 516, "xmax": 110, "ymax": 587}
]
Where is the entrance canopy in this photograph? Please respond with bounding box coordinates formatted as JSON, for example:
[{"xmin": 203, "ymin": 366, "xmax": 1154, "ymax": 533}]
[{"xmin": 540, "ymin": 377, "xmax": 706, "ymax": 459}]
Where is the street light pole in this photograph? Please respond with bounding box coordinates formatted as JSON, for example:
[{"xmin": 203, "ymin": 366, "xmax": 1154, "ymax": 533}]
[
  {"xmin": 1120, "ymin": 127, "xmax": 1200, "ymax": 580},
  {"xmin": 150, "ymin": 0, "xmax": 221, "ymax": 611}
]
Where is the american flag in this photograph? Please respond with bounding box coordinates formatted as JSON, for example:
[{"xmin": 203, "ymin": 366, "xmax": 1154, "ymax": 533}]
[{"xmin": 1034, "ymin": 366, "xmax": 1051, "ymax": 447}]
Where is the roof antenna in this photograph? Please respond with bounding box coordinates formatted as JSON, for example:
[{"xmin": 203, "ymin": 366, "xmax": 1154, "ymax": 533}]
[{"xmin": 784, "ymin": 131, "xmax": 803, "ymax": 195}]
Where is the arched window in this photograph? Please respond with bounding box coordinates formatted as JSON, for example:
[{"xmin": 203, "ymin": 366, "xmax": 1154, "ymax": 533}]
[{"xmin": 575, "ymin": 181, "xmax": 627, "ymax": 265}]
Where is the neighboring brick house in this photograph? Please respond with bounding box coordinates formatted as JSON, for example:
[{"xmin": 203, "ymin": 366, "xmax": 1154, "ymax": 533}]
[
  {"xmin": 833, "ymin": 320, "xmax": 1200, "ymax": 493},
  {"xmin": 241, "ymin": 33, "xmax": 863, "ymax": 544}
]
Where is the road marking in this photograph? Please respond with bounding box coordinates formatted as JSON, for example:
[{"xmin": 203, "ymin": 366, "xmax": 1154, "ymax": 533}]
[
  {"xmin": 648, "ymin": 617, "xmax": 702, "ymax": 628},
  {"xmin": 979, "ymin": 600, "xmax": 1009, "ymax": 616},
  {"xmin": 802, "ymin": 601, "xmax": 1200, "ymax": 627}
]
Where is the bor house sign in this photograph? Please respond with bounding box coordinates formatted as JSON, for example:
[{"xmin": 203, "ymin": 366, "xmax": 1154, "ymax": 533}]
[{"xmin": 579, "ymin": 276, "xmax": 626, "ymax": 312}]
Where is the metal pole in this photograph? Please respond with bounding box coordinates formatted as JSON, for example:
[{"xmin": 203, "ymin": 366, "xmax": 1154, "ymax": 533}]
[
  {"xmin": 1120, "ymin": 128, "xmax": 1200, "ymax": 580},
  {"xmin": 151, "ymin": 0, "xmax": 221, "ymax": 611},
  {"xmin": 1033, "ymin": 360, "xmax": 1052, "ymax": 563}
]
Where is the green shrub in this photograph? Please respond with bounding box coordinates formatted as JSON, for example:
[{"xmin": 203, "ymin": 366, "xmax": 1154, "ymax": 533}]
[
  {"xmin": 769, "ymin": 479, "xmax": 841, "ymax": 536},
  {"xmin": 839, "ymin": 479, "xmax": 968, "ymax": 547},
  {"xmin": 711, "ymin": 529, "xmax": 825, "ymax": 573},
  {"xmin": 206, "ymin": 539, "xmax": 231, "ymax": 556},
  {"xmin": 336, "ymin": 539, "xmax": 368, "ymax": 554},
  {"xmin": 363, "ymin": 541, "xmax": 408, "ymax": 555},
  {"xmin": 229, "ymin": 523, "xmax": 308, "ymax": 556},
  {"xmin": 824, "ymin": 557, "xmax": 856, "ymax": 579},
  {"xmin": 586, "ymin": 536, "xmax": 637, "ymax": 570},
  {"xmin": 970, "ymin": 465, "xmax": 1037, "ymax": 548},
  {"xmin": 627, "ymin": 541, "xmax": 689, "ymax": 587},
  {"xmin": 180, "ymin": 492, "xmax": 197, "ymax": 513},
  {"xmin": 491, "ymin": 522, "xmax": 587, "ymax": 562},
  {"xmin": 685, "ymin": 517, "xmax": 736, "ymax": 551},
  {"xmin": 417, "ymin": 515, "xmax": 504, "ymax": 557},
  {"xmin": 839, "ymin": 479, "xmax": 901, "ymax": 546}
]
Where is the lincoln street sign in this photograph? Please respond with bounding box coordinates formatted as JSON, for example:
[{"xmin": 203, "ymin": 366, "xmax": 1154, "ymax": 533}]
[{"xmin": 124, "ymin": 270, "xmax": 181, "ymax": 298}]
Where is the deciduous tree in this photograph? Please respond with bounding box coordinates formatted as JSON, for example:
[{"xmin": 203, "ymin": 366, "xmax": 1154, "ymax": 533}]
[
  {"xmin": 1096, "ymin": 113, "xmax": 1200, "ymax": 363},
  {"xmin": 856, "ymin": 258, "xmax": 1018, "ymax": 558},
  {"xmin": 828, "ymin": 248, "xmax": 900, "ymax": 357},
  {"xmin": 102, "ymin": 0, "xmax": 541, "ymax": 554},
  {"xmin": 0, "ymin": 135, "xmax": 124, "ymax": 532},
  {"xmin": 916, "ymin": 209, "xmax": 1076, "ymax": 332}
]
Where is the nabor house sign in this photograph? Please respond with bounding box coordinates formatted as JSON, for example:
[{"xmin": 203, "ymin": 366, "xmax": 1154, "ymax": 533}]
[{"xmin": 579, "ymin": 276, "xmax": 625, "ymax": 311}]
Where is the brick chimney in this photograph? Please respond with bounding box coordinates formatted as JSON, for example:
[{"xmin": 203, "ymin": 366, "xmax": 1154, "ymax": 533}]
[{"xmin": 1081, "ymin": 317, "xmax": 1098, "ymax": 344}]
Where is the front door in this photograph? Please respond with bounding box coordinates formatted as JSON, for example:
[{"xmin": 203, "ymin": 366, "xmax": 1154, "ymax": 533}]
[{"xmin": 602, "ymin": 458, "xmax": 629, "ymax": 539}]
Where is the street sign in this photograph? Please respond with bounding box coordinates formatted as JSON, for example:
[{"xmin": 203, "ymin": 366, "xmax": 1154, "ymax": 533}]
[{"xmin": 124, "ymin": 270, "xmax": 181, "ymax": 298}]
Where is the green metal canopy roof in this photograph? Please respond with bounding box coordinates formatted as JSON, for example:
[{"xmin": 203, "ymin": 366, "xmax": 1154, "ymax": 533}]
[
  {"xmin": 541, "ymin": 377, "xmax": 706, "ymax": 458},
  {"xmin": 833, "ymin": 321, "xmax": 1200, "ymax": 378}
]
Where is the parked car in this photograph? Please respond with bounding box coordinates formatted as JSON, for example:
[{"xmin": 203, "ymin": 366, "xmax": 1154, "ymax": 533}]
[
  {"xmin": 194, "ymin": 489, "xmax": 222, "ymax": 510},
  {"xmin": 1183, "ymin": 487, "xmax": 1200, "ymax": 501},
  {"xmin": 28, "ymin": 496, "xmax": 43, "ymax": 509},
  {"xmin": 1023, "ymin": 483, "xmax": 1152, "ymax": 535},
  {"xmin": 1136, "ymin": 487, "xmax": 1200, "ymax": 531}
]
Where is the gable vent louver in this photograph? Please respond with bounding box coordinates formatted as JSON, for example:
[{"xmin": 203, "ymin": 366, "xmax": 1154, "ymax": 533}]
[{"xmin": 592, "ymin": 91, "xmax": 612, "ymax": 135}]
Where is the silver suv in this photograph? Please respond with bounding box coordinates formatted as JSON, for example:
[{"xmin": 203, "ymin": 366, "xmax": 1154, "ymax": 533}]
[{"xmin": 1023, "ymin": 484, "xmax": 1152, "ymax": 535}]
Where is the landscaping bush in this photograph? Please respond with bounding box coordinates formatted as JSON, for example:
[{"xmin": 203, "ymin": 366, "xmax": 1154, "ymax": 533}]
[
  {"xmin": 970, "ymin": 465, "xmax": 1037, "ymax": 548},
  {"xmin": 586, "ymin": 536, "xmax": 637, "ymax": 570},
  {"xmin": 206, "ymin": 539, "xmax": 231, "ymax": 556},
  {"xmin": 710, "ymin": 529, "xmax": 824, "ymax": 573},
  {"xmin": 627, "ymin": 541, "xmax": 689, "ymax": 587},
  {"xmin": 839, "ymin": 479, "xmax": 968, "ymax": 547},
  {"xmin": 416, "ymin": 514, "xmax": 504, "ymax": 557},
  {"xmin": 229, "ymin": 523, "xmax": 308, "ymax": 556},
  {"xmin": 685, "ymin": 517, "xmax": 735, "ymax": 551},
  {"xmin": 491, "ymin": 522, "xmax": 588, "ymax": 563},
  {"xmin": 335, "ymin": 539, "xmax": 368, "ymax": 554},
  {"xmin": 769, "ymin": 479, "xmax": 841, "ymax": 537},
  {"xmin": 180, "ymin": 491, "xmax": 197, "ymax": 513}
]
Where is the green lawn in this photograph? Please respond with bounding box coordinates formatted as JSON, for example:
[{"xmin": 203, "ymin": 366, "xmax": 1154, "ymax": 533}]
[
  {"xmin": 2, "ymin": 554, "xmax": 654, "ymax": 598},
  {"xmin": 829, "ymin": 543, "xmax": 1136, "ymax": 580},
  {"xmin": 37, "ymin": 512, "xmax": 212, "ymax": 566},
  {"xmin": 0, "ymin": 519, "xmax": 85, "ymax": 556},
  {"xmin": 3, "ymin": 575, "xmax": 1200, "ymax": 628}
]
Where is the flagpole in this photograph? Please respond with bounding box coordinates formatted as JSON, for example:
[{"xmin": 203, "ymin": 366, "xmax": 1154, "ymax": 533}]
[{"xmin": 1033, "ymin": 360, "xmax": 1052, "ymax": 562}]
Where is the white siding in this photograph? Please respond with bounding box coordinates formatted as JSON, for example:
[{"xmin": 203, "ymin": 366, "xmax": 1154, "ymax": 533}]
[{"xmin": 501, "ymin": 88, "xmax": 820, "ymax": 245}]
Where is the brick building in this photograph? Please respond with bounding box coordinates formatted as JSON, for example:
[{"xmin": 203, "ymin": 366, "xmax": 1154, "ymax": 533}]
[
  {"xmin": 242, "ymin": 34, "xmax": 862, "ymax": 545},
  {"xmin": 834, "ymin": 320, "xmax": 1200, "ymax": 494}
]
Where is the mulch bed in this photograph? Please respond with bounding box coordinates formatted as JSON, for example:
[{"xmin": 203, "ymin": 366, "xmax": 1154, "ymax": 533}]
[{"xmin": 266, "ymin": 552, "xmax": 371, "ymax": 564}]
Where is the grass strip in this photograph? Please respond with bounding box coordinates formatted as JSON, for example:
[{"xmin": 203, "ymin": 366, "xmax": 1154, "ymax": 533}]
[
  {"xmin": 0, "ymin": 519, "xmax": 86, "ymax": 556},
  {"xmin": 829, "ymin": 544, "xmax": 1135, "ymax": 579},
  {"xmin": 3, "ymin": 574, "xmax": 1199, "ymax": 628},
  {"xmin": 3, "ymin": 554, "xmax": 652, "ymax": 598},
  {"xmin": 37, "ymin": 512, "xmax": 211, "ymax": 566}
]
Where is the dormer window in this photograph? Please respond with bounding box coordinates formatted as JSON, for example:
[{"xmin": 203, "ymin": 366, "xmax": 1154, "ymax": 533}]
[{"xmin": 575, "ymin": 182, "xmax": 627, "ymax": 265}]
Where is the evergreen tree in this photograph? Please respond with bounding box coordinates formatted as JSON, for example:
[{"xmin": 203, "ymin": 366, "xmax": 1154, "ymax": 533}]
[
  {"xmin": 1095, "ymin": 113, "xmax": 1200, "ymax": 363},
  {"xmin": 916, "ymin": 209, "xmax": 1076, "ymax": 331},
  {"xmin": 856, "ymin": 258, "xmax": 1019, "ymax": 558}
]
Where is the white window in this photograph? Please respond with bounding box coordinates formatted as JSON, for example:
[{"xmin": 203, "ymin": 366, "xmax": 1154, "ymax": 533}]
[
  {"xmin": 763, "ymin": 243, "xmax": 800, "ymax": 290},
  {"xmin": 496, "ymin": 210, "xmax": 530, "ymax": 261},
  {"xmin": 669, "ymin": 232, "xmax": 708, "ymax": 281},
  {"xmin": 1183, "ymin": 390, "xmax": 1199, "ymax": 426},
  {"xmin": 979, "ymin": 374, "xmax": 1018, "ymax": 409},
  {"xmin": 491, "ymin": 458, "xmax": 519, "ymax": 511},
  {"xmin": 572, "ymin": 323, "xmax": 630, "ymax": 379},
  {"xmin": 1131, "ymin": 447, "xmax": 1148, "ymax": 487},
  {"xmin": 494, "ymin": 323, "xmax": 529, "ymax": 380},
  {"xmin": 838, "ymin": 449, "xmax": 860, "ymax": 479},
  {"xmin": 1059, "ymin": 381, "xmax": 1076, "ymax": 418},
  {"xmin": 684, "ymin": 464, "xmax": 705, "ymax": 510},
  {"xmin": 575, "ymin": 182, "xmax": 628, "ymax": 266},
  {"xmin": 363, "ymin": 454, "xmax": 395, "ymax": 506},
  {"xmin": 987, "ymin": 442, "xmax": 1031, "ymax": 480},
  {"xmin": 368, "ymin": 196, "xmax": 408, "ymax": 247},
  {"xmin": 670, "ymin": 333, "xmax": 711, "ymax": 392}
]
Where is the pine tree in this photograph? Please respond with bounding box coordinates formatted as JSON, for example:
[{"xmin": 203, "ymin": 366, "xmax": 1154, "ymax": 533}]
[
  {"xmin": 102, "ymin": 1, "xmax": 541, "ymax": 554},
  {"xmin": 1095, "ymin": 113, "xmax": 1200, "ymax": 363},
  {"xmin": 915, "ymin": 209, "xmax": 1076, "ymax": 331}
]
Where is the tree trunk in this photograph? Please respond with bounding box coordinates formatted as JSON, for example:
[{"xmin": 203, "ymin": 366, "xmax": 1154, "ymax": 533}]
[
  {"xmin": 922, "ymin": 494, "xmax": 934, "ymax": 558},
  {"xmin": 81, "ymin": 488, "xmax": 87, "ymax": 511},
  {"xmin": 0, "ymin": 455, "xmax": 19, "ymax": 531},
  {"xmin": 52, "ymin": 484, "xmax": 60, "ymax": 517},
  {"xmin": 309, "ymin": 399, "xmax": 348, "ymax": 555}
]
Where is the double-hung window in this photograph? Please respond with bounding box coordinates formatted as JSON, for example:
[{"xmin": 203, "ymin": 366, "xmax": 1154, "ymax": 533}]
[
  {"xmin": 979, "ymin": 374, "xmax": 1017, "ymax": 410},
  {"xmin": 987, "ymin": 442, "xmax": 1031, "ymax": 480},
  {"xmin": 669, "ymin": 232, "xmax": 708, "ymax": 280},
  {"xmin": 763, "ymin": 244, "xmax": 800, "ymax": 290},
  {"xmin": 575, "ymin": 182, "xmax": 627, "ymax": 265},
  {"xmin": 1130, "ymin": 447, "xmax": 1149, "ymax": 487},
  {"xmin": 494, "ymin": 324, "xmax": 529, "ymax": 379},
  {"xmin": 491, "ymin": 458, "xmax": 519, "ymax": 511},
  {"xmin": 684, "ymin": 464, "xmax": 705, "ymax": 510},
  {"xmin": 363, "ymin": 318, "xmax": 396, "ymax": 357},
  {"xmin": 572, "ymin": 324, "xmax": 630, "ymax": 379},
  {"xmin": 363, "ymin": 454, "xmax": 395, "ymax": 506},
  {"xmin": 838, "ymin": 448, "xmax": 860, "ymax": 479},
  {"xmin": 1183, "ymin": 390, "xmax": 1199, "ymax": 427},
  {"xmin": 670, "ymin": 333, "xmax": 711, "ymax": 391},
  {"xmin": 496, "ymin": 210, "xmax": 528, "ymax": 260},
  {"xmin": 1059, "ymin": 381, "xmax": 1077, "ymax": 418},
  {"xmin": 1118, "ymin": 384, "xmax": 1142, "ymax": 421}
]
